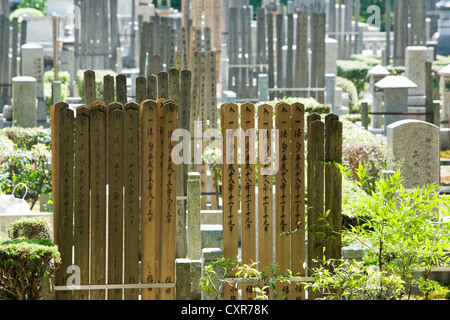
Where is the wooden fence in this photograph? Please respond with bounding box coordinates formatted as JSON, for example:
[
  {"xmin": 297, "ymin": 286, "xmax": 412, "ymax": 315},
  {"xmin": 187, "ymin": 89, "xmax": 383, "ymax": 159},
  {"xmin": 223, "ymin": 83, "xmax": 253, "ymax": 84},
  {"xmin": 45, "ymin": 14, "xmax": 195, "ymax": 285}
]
[
  {"xmin": 51, "ymin": 99, "xmax": 179, "ymax": 300},
  {"xmin": 220, "ymin": 102, "xmax": 343, "ymax": 300},
  {"xmin": 51, "ymin": 88, "xmax": 342, "ymax": 300}
]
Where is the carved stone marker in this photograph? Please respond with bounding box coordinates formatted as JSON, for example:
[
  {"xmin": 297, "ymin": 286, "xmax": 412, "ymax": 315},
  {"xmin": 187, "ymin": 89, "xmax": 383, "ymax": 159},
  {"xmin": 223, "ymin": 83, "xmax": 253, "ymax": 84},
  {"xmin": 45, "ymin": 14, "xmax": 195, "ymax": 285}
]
[{"xmin": 387, "ymin": 119, "xmax": 440, "ymax": 189}]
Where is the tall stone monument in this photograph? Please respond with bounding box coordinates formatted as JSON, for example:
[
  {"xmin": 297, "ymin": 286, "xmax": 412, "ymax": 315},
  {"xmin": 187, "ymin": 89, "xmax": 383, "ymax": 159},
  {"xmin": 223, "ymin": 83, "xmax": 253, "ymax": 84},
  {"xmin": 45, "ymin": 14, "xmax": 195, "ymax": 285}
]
[
  {"xmin": 21, "ymin": 43, "xmax": 46, "ymax": 125},
  {"xmin": 375, "ymin": 75, "xmax": 418, "ymax": 135},
  {"xmin": 405, "ymin": 46, "xmax": 428, "ymax": 121},
  {"xmin": 436, "ymin": 1, "xmax": 450, "ymax": 56},
  {"xmin": 12, "ymin": 76, "xmax": 37, "ymax": 128},
  {"xmin": 439, "ymin": 64, "xmax": 450, "ymax": 127},
  {"xmin": 387, "ymin": 119, "xmax": 440, "ymax": 190}
]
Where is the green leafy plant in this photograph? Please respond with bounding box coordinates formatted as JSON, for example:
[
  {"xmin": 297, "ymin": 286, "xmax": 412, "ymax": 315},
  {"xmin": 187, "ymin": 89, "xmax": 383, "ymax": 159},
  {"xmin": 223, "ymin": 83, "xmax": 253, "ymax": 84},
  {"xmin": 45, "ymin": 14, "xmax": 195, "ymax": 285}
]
[
  {"xmin": 345, "ymin": 169, "xmax": 450, "ymax": 299},
  {"xmin": 342, "ymin": 121, "xmax": 387, "ymax": 193},
  {"xmin": 199, "ymin": 258, "xmax": 302, "ymax": 300},
  {"xmin": 306, "ymin": 259, "xmax": 404, "ymax": 300},
  {"xmin": 0, "ymin": 128, "xmax": 52, "ymax": 210}
]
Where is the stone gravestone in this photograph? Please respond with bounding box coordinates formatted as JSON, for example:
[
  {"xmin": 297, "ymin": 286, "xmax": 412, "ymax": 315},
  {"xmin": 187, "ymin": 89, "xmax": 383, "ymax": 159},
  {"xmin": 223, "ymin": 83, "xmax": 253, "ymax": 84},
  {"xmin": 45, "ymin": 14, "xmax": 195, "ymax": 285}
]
[
  {"xmin": 12, "ymin": 76, "xmax": 37, "ymax": 128},
  {"xmin": 387, "ymin": 119, "xmax": 440, "ymax": 190},
  {"xmin": 21, "ymin": 43, "xmax": 46, "ymax": 124},
  {"xmin": 375, "ymin": 75, "xmax": 417, "ymax": 135}
]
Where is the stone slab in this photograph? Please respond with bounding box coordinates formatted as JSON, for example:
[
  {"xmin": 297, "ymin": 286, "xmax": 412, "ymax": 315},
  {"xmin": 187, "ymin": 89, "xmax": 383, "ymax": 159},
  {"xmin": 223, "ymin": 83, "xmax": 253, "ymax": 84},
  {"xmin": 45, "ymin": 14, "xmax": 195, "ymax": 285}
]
[{"xmin": 387, "ymin": 119, "xmax": 440, "ymax": 190}]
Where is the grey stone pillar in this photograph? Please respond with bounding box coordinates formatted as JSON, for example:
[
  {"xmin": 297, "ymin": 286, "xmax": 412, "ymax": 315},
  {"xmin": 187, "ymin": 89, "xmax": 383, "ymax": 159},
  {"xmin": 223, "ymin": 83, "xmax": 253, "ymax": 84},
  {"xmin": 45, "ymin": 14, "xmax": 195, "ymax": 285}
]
[
  {"xmin": 176, "ymin": 258, "xmax": 191, "ymax": 300},
  {"xmin": 21, "ymin": 43, "xmax": 46, "ymax": 122},
  {"xmin": 258, "ymin": 74, "xmax": 269, "ymax": 102},
  {"xmin": 188, "ymin": 172, "xmax": 201, "ymax": 261},
  {"xmin": 325, "ymin": 74, "xmax": 336, "ymax": 112},
  {"xmin": 190, "ymin": 260, "xmax": 202, "ymax": 300},
  {"xmin": 405, "ymin": 46, "xmax": 428, "ymax": 96},
  {"xmin": 12, "ymin": 76, "xmax": 37, "ymax": 128},
  {"xmin": 375, "ymin": 75, "xmax": 418, "ymax": 136},
  {"xmin": 52, "ymin": 81, "xmax": 62, "ymax": 105}
]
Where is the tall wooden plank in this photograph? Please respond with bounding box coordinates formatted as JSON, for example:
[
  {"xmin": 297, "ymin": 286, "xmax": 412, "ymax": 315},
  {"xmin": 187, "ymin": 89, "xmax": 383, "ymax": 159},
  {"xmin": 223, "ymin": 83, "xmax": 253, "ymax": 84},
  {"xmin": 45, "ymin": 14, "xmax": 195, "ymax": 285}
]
[
  {"xmin": 169, "ymin": 68, "xmax": 180, "ymax": 103},
  {"xmin": 199, "ymin": 55, "xmax": 208, "ymax": 209},
  {"xmin": 103, "ymin": 75, "xmax": 115, "ymax": 106},
  {"xmin": 158, "ymin": 71, "xmax": 169, "ymax": 100},
  {"xmin": 316, "ymin": 12, "xmax": 326, "ymax": 103},
  {"xmin": 221, "ymin": 103, "xmax": 239, "ymax": 300},
  {"xmin": 179, "ymin": 26, "xmax": 189, "ymax": 70},
  {"xmin": 84, "ymin": 70, "xmax": 96, "ymax": 105},
  {"xmin": 74, "ymin": 106, "xmax": 91, "ymax": 300},
  {"xmin": 140, "ymin": 100, "xmax": 159, "ymax": 300},
  {"xmin": 307, "ymin": 117, "xmax": 325, "ymax": 300},
  {"xmin": 208, "ymin": 51, "xmax": 218, "ymax": 129},
  {"xmin": 276, "ymin": 13, "xmax": 284, "ymax": 99},
  {"xmin": 181, "ymin": 70, "xmax": 192, "ymax": 190},
  {"xmin": 169, "ymin": 68, "xmax": 186, "ymax": 259},
  {"xmin": 267, "ymin": 12, "xmax": 275, "ymax": 100},
  {"xmin": 240, "ymin": 103, "xmax": 256, "ymax": 300},
  {"xmin": 116, "ymin": 74, "xmax": 128, "ymax": 105},
  {"xmin": 89, "ymin": 101, "xmax": 108, "ymax": 300},
  {"xmin": 149, "ymin": 55, "xmax": 163, "ymax": 76},
  {"xmin": 257, "ymin": 104, "xmax": 274, "ymax": 282},
  {"xmin": 147, "ymin": 74, "xmax": 158, "ymax": 101},
  {"xmin": 290, "ymin": 103, "xmax": 306, "ymax": 300},
  {"xmin": 140, "ymin": 21, "xmax": 150, "ymax": 76},
  {"xmin": 156, "ymin": 98, "xmax": 167, "ymax": 283},
  {"xmin": 325, "ymin": 114, "xmax": 343, "ymax": 263},
  {"xmin": 107, "ymin": 102, "xmax": 124, "ymax": 300},
  {"xmin": 275, "ymin": 102, "xmax": 291, "ymax": 300},
  {"xmin": 190, "ymin": 52, "xmax": 201, "ymax": 173},
  {"xmin": 286, "ymin": 14, "xmax": 294, "ymax": 98},
  {"xmin": 123, "ymin": 102, "xmax": 140, "ymax": 300},
  {"xmin": 136, "ymin": 76, "xmax": 147, "ymax": 104},
  {"xmin": 51, "ymin": 102, "xmax": 74, "ymax": 300},
  {"xmin": 199, "ymin": 52, "xmax": 208, "ymax": 132},
  {"xmin": 295, "ymin": 9, "xmax": 309, "ymax": 98},
  {"xmin": 159, "ymin": 101, "xmax": 178, "ymax": 300}
]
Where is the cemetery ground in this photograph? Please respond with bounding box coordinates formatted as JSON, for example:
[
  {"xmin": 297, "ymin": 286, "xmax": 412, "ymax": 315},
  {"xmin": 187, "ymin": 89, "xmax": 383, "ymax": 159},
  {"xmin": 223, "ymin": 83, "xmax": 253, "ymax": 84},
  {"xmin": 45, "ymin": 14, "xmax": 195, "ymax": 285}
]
[{"xmin": 1, "ymin": 0, "xmax": 450, "ymax": 303}]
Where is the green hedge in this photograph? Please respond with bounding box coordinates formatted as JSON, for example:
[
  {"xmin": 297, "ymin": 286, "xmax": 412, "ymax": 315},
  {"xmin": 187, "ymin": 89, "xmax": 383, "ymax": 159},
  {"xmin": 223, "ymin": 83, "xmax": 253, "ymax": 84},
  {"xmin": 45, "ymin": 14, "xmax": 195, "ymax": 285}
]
[
  {"xmin": 337, "ymin": 59, "xmax": 372, "ymax": 96},
  {"xmin": 8, "ymin": 217, "xmax": 51, "ymax": 241},
  {"xmin": 0, "ymin": 238, "xmax": 60, "ymax": 300},
  {"xmin": 266, "ymin": 97, "xmax": 331, "ymax": 114}
]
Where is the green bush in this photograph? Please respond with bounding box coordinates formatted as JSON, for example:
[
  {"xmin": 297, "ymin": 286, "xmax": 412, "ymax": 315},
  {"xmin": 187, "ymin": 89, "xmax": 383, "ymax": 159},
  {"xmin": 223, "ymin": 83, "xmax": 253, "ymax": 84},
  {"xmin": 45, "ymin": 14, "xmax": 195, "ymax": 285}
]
[
  {"xmin": 1, "ymin": 127, "xmax": 51, "ymax": 150},
  {"xmin": 0, "ymin": 238, "xmax": 60, "ymax": 300},
  {"xmin": 342, "ymin": 121, "xmax": 387, "ymax": 192},
  {"xmin": 76, "ymin": 69, "xmax": 117, "ymax": 104},
  {"xmin": 337, "ymin": 59, "xmax": 371, "ymax": 96},
  {"xmin": 8, "ymin": 217, "xmax": 51, "ymax": 241},
  {"xmin": 336, "ymin": 76, "xmax": 359, "ymax": 113},
  {"xmin": 345, "ymin": 170, "xmax": 450, "ymax": 299},
  {"xmin": 0, "ymin": 128, "xmax": 52, "ymax": 209}
]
